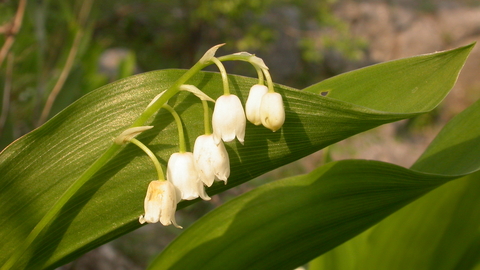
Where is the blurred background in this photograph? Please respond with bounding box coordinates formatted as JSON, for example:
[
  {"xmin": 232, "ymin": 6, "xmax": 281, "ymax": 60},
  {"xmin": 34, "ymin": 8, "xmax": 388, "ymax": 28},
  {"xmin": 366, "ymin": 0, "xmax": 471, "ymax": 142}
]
[{"xmin": 0, "ymin": 0, "xmax": 479, "ymax": 269}]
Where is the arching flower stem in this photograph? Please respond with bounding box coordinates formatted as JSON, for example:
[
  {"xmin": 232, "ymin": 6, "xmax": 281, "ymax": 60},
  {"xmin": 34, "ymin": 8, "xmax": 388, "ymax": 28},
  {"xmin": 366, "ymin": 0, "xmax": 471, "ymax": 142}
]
[
  {"xmin": 129, "ymin": 138, "xmax": 165, "ymax": 181},
  {"xmin": 263, "ymin": 69, "xmax": 275, "ymax": 93},
  {"xmin": 211, "ymin": 57, "xmax": 230, "ymax": 95},
  {"xmin": 255, "ymin": 64, "xmax": 265, "ymax": 85},
  {"xmin": 162, "ymin": 104, "xmax": 186, "ymax": 153},
  {"xmin": 202, "ymin": 100, "xmax": 212, "ymax": 135}
]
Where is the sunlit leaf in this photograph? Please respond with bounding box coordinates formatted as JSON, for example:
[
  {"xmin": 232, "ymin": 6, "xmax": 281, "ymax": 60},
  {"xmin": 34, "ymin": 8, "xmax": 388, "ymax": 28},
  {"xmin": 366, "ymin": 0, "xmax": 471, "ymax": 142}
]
[
  {"xmin": 304, "ymin": 43, "xmax": 473, "ymax": 113},
  {"xmin": 312, "ymin": 97, "xmax": 480, "ymax": 270}
]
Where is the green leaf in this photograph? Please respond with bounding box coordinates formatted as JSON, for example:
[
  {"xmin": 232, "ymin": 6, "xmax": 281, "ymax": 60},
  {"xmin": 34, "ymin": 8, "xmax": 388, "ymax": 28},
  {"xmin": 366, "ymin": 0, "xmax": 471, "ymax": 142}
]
[
  {"xmin": 309, "ymin": 173, "xmax": 480, "ymax": 270},
  {"xmin": 0, "ymin": 44, "xmax": 473, "ymax": 269},
  {"xmin": 411, "ymin": 95, "xmax": 480, "ymax": 175},
  {"xmin": 304, "ymin": 43, "xmax": 474, "ymax": 113},
  {"xmin": 148, "ymin": 161, "xmax": 453, "ymax": 270},
  {"xmin": 148, "ymin": 89, "xmax": 480, "ymax": 270},
  {"xmin": 312, "ymin": 99, "xmax": 480, "ymax": 270}
]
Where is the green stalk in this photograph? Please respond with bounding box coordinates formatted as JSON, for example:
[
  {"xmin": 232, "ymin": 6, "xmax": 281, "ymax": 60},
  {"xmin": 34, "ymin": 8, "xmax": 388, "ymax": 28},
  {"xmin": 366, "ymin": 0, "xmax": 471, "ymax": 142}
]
[
  {"xmin": 202, "ymin": 100, "xmax": 212, "ymax": 135},
  {"xmin": 217, "ymin": 54, "xmax": 268, "ymax": 87},
  {"xmin": 217, "ymin": 54, "xmax": 256, "ymax": 62},
  {"xmin": 162, "ymin": 104, "xmax": 186, "ymax": 153},
  {"xmin": 255, "ymin": 65, "xmax": 264, "ymax": 85},
  {"xmin": 212, "ymin": 57, "xmax": 230, "ymax": 95},
  {"xmin": 263, "ymin": 69, "xmax": 274, "ymax": 93},
  {"xmin": 133, "ymin": 60, "xmax": 208, "ymax": 126},
  {"xmin": 129, "ymin": 138, "xmax": 165, "ymax": 180}
]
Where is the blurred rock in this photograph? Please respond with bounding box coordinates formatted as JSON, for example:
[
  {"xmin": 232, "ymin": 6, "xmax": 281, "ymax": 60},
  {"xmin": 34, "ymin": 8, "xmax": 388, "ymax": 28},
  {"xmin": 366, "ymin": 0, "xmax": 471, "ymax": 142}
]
[
  {"xmin": 57, "ymin": 244, "xmax": 142, "ymax": 270},
  {"xmin": 335, "ymin": 1, "xmax": 480, "ymax": 70},
  {"xmin": 328, "ymin": 1, "xmax": 480, "ymax": 166},
  {"xmin": 438, "ymin": 7, "xmax": 480, "ymax": 42},
  {"xmin": 99, "ymin": 48, "xmax": 139, "ymax": 80}
]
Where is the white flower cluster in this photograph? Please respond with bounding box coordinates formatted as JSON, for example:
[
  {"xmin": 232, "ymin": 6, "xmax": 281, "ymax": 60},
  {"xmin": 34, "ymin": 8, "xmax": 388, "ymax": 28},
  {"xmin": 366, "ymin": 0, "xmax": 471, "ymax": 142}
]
[
  {"xmin": 132, "ymin": 45, "xmax": 285, "ymax": 229},
  {"xmin": 246, "ymin": 84, "xmax": 285, "ymax": 132}
]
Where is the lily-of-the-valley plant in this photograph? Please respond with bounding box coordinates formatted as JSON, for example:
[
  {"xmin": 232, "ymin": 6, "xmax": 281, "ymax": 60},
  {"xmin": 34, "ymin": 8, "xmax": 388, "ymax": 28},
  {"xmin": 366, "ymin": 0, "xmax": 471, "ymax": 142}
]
[{"xmin": 115, "ymin": 44, "xmax": 285, "ymax": 228}]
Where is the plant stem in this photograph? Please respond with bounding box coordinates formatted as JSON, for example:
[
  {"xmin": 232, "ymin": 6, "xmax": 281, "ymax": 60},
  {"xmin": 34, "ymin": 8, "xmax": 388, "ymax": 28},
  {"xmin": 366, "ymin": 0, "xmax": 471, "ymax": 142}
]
[
  {"xmin": 263, "ymin": 69, "xmax": 274, "ymax": 93},
  {"xmin": 130, "ymin": 138, "xmax": 165, "ymax": 180},
  {"xmin": 217, "ymin": 54, "xmax": 255, "ymax": 62},
  {"xmin": 212, "ymin": 57, "xmax": 229, "ymax": 95},
  {"xmin": 162, "ymin": 104, "xmax": 186, "ymax": 153},
  {"xmin": 255, "ymin": 65, "xmax": 264, "ymax": 85},
  {"xmin": 132, "ymin": 61, "xmax": 208, "ymax": 126},
  {"xmin": 202, "ymin": 100, "xmax": 212, "ymax": 135},
  {"xmin": 217, "ymin": 54, "xmax": 270, "ymax": 88}
]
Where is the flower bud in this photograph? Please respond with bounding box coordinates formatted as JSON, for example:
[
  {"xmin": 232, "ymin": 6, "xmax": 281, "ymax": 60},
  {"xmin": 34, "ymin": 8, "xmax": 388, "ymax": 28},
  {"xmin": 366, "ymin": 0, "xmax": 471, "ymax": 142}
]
[
  {"xmin": 167, "ymin": 152, "xmax": 210, "ymax": 201},
  {"xmin": 139, "ymin": 180, "xmax": 182, "ymax": 228},
  {"xmin": 260, "ymin": 92, "xmax": 285, "ymax": 132},
  {"xmin": 212, "ymin": 94, "xmax": 246, "ymax": 145},
  {"xmin": 245, "ymin": 84, "xmax": 268, "ymax": 126},
  {"xmin": 194, "ymin": 134, "xmax": 230, "ymax": 187}
]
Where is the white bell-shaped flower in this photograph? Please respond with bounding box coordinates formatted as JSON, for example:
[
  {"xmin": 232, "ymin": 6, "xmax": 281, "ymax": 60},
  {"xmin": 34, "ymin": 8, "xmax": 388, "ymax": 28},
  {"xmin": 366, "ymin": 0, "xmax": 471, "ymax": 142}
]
[
  {"xmin": 212, "ymin": 94, "xmax": 246, "ymax": 145},
  {"xmin": 167, "ymin": 152, "xmax": 210, "ymax": 201},
  {"xmin": 139, "ymin": 180, "xmax": 182, "ymax": 228},
  {"xmin": 245, "ymin": 84, "xmax": 268, "ymax": 126},
  {"xmin": 193, "ymin": 134, "xmax": 230, "ymax": 187},
  {"xmin": 260, "ymin": 92, "xmax": 285, "ymax": 132}
]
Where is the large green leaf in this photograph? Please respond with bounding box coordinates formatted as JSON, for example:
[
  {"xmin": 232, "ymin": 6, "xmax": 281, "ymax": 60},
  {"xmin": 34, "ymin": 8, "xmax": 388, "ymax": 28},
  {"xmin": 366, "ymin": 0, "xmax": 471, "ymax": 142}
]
[
  {"xmin": 311, "ymin": 172, "xmax": 480, "ymax": 270},
  {"xmin": 0, "ymin": 44, "xmax": 473, "ymax": 269},
  {"xmin": 303, "ymin": 43, "xmax": 472, "ymax": 113},
  {"xmin": 148, "ymin": 84, "xmax": 480, "ymax": 270},
  {"xmin": 311, "ymin": 97, "xmax": 480, "ymax": 270},
  {"xmin": 308, "ymin": 172, "xmax": 480, "ymax": 270}
]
